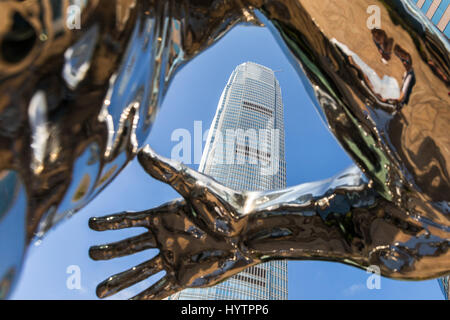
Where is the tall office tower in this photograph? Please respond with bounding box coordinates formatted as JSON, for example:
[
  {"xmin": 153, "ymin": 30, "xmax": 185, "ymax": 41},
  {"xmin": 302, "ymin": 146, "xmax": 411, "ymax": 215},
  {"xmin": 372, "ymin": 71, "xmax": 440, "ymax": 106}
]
[
  {"xmin": 413, "ymin": 0, "xmax": 449, "ymax": 36},
  {"xmin": 170, "ymin": 62, "xmax": 288, "ymax": 300}
]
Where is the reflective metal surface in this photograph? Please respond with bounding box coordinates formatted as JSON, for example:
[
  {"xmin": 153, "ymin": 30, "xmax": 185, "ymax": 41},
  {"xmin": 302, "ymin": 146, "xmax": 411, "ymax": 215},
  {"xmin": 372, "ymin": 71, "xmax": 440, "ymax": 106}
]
[
  {"xmin": 0, "ymin": 0, "xmax": 257, "ymax": 297},
  {"xmin": 0, "ymin": 0, "xmax": 449, "ymax": 299}
]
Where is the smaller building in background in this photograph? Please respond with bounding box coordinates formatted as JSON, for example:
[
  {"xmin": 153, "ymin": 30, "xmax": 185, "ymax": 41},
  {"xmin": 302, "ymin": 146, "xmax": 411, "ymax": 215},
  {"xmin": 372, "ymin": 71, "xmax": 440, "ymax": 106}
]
[{"xmin": 439, "ymin": 276, "xmax": 449, "ymax": 300}]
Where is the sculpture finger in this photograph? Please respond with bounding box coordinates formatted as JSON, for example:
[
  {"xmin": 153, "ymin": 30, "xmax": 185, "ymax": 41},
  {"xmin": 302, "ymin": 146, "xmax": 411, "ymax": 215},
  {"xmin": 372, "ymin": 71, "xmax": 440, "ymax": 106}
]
[
  {"xmin": 130, "ymin": 276, "xmax": 177, "ymax": 300},
  {"xmin": 96, "ymin": 255, "xmax": 164, "ymax": 299},
  {"xmin": 138, "ymin": 145, "xmax": 239, "ymax": 210},
  {"xmin": 138, "ymin": 145, "xmax": 192, "ymax": 194},
  {"xmin": 90, "ymin": 200, "xmax": 186, "ymax": 233},
  {"xmin": 89, "ymin": 232, "xmax": 156, "ymax": 260},
  {"xmin": 89, "ymin": 211, "xmax": 152, "ymax": 231}
]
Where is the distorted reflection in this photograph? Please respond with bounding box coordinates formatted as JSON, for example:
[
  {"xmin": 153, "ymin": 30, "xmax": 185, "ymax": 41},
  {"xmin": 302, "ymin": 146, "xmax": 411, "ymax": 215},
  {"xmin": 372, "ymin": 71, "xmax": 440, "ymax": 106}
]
[
  {"xmin": 63, "ymin": 25, "xmax": 99, "ymax": 90},
  {"xmin": 0, "ymin": 0, "xmax": 447, "ymax": 299},
  {"xmin": 49, "ymin": 142, "xmax": 101, "ymax": 230},
  {"xmin": 0, "ymin": 171, "xmax": 26, "ymax": 299},
  {"xmin": 28, "ymin": 91, "xmax": 49, "ymax": 175}
]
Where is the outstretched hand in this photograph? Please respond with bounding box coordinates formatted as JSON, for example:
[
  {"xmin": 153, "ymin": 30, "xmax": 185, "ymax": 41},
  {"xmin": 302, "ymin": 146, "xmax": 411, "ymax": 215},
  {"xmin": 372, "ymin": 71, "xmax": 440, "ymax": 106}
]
[
  {"xmin": 89, "ymin": 146, "xmax": 258, "ymax": 300},
  {"xmin": 90, "ymin": 146, "xmax": 450, "ymax": 300}
]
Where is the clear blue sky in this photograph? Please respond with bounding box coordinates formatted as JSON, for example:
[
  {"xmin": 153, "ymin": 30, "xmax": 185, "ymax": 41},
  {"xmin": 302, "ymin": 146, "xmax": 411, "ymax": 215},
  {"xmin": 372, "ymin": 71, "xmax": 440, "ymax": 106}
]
[{"xmin": 11, "ymin": 25, "xmax": 444, "ymax": 300}]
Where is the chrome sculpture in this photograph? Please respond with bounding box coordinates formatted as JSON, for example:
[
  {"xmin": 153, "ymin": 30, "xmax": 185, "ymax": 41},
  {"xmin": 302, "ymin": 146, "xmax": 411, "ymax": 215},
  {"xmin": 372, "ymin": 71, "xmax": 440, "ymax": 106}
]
[{"xmin": 0, "ymin": 0, "xmax": 448, "ymax": 299}]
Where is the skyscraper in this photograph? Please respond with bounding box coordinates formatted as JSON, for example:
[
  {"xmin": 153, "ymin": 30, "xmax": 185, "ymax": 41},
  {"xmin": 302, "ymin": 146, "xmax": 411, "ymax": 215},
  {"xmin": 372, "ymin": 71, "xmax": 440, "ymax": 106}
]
[{"xmin": 170, "ymin": 62, "xmax": 288, "ymax": 300}]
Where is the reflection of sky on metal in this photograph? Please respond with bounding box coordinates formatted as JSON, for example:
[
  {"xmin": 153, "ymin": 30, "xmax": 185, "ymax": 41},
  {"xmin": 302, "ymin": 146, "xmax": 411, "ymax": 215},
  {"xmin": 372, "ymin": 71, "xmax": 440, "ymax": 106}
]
[
  {"xmin": 0, "ymin": 171, "xmax": 26, "ymax": 299},
  {"xmin": 10, "ymin": 25, "xmax": 444, "ymax": 300},
  {"xmin": 51, "ymin": 143, "xmax": 101, "ymax": 227}
]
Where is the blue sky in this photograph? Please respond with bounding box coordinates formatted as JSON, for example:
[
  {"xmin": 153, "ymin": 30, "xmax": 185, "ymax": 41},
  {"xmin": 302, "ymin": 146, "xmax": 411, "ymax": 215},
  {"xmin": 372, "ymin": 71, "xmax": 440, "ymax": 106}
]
[{"xmin": 11, "ymin": 25, "xmax": 444, "ymax": 300}]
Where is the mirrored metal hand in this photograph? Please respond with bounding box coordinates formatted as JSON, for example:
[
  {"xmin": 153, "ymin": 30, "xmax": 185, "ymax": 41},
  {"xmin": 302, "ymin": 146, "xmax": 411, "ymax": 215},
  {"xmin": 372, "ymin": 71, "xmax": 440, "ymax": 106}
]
[
  {"xmin": 89, "ymin": 147, "xmax": 262, "ymax": 300},
  {"xmin": 89, "ymin": 198, "xmax": 261, "ymax": 300},
  {"xmin": 90, "ymin": 145, "xmax": 450, "ymax": 299}
]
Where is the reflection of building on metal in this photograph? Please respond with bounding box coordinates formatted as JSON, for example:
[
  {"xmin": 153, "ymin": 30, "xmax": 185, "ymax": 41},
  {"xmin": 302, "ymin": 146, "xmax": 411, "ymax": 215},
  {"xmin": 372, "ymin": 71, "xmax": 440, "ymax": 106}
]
[
  {"xmin": 414, "ymin": 0, "xmax": 450, "ymax": 36},
  {"xmin": 439, "ymin": 276, "xmax": 449, "ymax": 299},
  {"xmin": 170, "ymin": 62, "xmax": 288, "ymax": 300},
  {"xmin": 63, "ymin": 25, "xmax": 99, "ymax": 89},
  {"xmin": 28, "ymin": 91, "xmax": 49, "ymax": 175},
  {"xmin": 413, "ymin": 0, "xmax": 450, "ymax": 300}
]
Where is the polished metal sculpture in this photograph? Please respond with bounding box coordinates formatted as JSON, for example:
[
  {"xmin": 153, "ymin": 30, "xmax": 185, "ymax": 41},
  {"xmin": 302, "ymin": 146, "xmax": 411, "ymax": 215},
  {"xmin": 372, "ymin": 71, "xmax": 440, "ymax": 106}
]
[{"xmin": 0, "ymin": 0, "xmax": 448, "ymax": 299}]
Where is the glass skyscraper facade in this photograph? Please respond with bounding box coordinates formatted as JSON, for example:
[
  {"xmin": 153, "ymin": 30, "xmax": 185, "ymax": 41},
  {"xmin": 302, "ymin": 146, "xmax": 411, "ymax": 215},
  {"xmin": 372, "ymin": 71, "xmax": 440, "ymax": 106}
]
[{"xmin": 170, "ymin": 62, "xmax": 288, "ymax": 300}]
